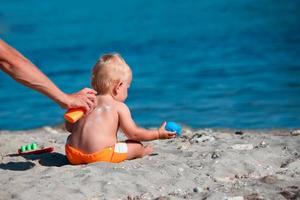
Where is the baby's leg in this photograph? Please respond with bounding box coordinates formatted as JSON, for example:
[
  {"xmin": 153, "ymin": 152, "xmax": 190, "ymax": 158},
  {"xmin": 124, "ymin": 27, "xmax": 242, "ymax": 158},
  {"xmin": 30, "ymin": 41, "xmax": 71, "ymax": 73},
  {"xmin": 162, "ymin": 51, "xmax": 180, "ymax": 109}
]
[{"xmin": 125, "ymin": 140, "xmax": 153, "ymax": 160}]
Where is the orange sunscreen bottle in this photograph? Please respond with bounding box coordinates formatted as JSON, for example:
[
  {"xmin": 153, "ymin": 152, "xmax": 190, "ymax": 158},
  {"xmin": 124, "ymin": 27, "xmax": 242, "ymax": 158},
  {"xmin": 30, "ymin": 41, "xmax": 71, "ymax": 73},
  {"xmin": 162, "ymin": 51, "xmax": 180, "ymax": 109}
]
[{"xmin": 64, "ymin": 108, "xmax": 84, "ymax": 123}]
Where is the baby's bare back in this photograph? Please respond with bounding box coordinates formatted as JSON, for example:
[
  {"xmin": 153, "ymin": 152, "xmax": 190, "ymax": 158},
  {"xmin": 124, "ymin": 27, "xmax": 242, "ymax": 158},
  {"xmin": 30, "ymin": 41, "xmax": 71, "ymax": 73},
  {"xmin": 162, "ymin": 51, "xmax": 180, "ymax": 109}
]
[{"xmin": 67, "ymin": 96, "xmax": 119, "ymax": 154}]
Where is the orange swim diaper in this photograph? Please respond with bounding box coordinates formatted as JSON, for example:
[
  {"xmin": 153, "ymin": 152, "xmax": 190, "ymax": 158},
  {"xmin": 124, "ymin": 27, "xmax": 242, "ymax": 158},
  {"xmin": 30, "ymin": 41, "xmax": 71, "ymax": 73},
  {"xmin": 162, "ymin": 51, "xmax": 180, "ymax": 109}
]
[{"xmin": 65, "ymin": 143, "xmax": 128, "ymax": 165}]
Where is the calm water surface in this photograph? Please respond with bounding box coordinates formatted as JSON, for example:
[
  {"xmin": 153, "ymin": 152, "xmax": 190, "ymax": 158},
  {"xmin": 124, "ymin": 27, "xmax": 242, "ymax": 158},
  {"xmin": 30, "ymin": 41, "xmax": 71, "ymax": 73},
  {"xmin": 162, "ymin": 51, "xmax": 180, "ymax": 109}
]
[{"xmin": 0, "ymin": 0, "xmax": 299, "ymax": 130}]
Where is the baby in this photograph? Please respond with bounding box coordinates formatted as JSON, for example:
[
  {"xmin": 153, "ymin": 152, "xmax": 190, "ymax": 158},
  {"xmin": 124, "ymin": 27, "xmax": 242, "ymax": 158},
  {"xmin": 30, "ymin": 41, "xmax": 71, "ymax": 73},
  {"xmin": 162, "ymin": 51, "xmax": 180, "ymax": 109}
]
[{"xmin": 65, "ymin": 53, "xmax": 176, "ymax": 164}]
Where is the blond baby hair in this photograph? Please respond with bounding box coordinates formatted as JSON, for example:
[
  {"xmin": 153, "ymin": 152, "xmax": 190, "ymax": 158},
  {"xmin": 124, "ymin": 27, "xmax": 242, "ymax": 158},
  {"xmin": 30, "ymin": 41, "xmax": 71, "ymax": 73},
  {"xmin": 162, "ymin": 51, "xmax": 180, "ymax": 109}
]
[{"xmin": 91, "ymin": 53, "xmax": 132, "ymax": 94}]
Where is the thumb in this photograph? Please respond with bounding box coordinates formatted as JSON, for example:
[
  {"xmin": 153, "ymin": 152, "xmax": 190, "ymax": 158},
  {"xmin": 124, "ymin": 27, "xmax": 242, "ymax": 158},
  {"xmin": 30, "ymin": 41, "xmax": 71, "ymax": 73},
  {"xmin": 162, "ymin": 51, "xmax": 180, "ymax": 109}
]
[{"xmin": 161, "ymin": 121, "xmax": 166, "ymax": 129}]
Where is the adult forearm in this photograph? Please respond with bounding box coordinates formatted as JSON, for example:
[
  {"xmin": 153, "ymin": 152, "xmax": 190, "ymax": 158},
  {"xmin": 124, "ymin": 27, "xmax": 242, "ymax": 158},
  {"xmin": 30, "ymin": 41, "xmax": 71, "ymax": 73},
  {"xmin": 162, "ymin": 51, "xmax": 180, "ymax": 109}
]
[
  {"xmin": 0, "ymin": 39, "xmax": 97, "ymax": 111},
  {"xmin": 2, "ymin": 58, "xmax": 67, "ymax": 106},
  {"xmin": 0, "ymin": 39, "xmax": 67, "ymax": 106}
]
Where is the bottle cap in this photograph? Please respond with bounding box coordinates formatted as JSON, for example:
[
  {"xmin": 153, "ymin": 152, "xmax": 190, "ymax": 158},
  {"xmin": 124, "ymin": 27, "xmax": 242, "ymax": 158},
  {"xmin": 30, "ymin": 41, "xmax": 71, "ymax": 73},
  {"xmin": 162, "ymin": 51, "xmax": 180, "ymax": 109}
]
[{"xmin": 64, "ymin": 108, "xmax": 84, "ymax": 123}]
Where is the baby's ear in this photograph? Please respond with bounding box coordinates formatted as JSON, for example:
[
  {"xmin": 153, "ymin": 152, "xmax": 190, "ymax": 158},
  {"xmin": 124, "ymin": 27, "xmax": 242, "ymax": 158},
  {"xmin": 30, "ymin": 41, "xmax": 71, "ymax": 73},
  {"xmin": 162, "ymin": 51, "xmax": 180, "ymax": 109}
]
[
  {"xmin": 117, "ymin": 81, "xmax": 124, "ymax": 90},
  {"xmin": 113, "ymin": 81, "xmax": 123, "ymax": 95}
]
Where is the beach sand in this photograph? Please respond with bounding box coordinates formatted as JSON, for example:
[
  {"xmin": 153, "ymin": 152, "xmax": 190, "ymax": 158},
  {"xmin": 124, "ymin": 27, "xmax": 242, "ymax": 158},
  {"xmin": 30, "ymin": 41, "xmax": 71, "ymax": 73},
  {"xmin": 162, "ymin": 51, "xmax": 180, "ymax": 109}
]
[{"xmin": 0, "ymin": 126, "xmax": 299, "ymax": 200}]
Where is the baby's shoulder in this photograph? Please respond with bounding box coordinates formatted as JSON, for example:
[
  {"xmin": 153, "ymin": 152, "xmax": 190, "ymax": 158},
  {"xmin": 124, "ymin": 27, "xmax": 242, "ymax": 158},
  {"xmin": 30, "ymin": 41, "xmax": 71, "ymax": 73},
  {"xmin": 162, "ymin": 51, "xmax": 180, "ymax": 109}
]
[
  {"xmin": 94, "ymin": 100, "xmax": 127, "ymax": 114},
  {"xmin": 114, "ymin": 101, "xmax": 128, "ymax": 111}
]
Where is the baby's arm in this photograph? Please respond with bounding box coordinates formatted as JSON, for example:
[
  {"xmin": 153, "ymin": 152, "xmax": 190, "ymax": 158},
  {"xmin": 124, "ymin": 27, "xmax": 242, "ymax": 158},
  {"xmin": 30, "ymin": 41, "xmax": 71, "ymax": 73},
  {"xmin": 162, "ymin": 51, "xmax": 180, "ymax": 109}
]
[{"xmin": 117, "ymin": 102, "xmax": 176, "ymax": 141}]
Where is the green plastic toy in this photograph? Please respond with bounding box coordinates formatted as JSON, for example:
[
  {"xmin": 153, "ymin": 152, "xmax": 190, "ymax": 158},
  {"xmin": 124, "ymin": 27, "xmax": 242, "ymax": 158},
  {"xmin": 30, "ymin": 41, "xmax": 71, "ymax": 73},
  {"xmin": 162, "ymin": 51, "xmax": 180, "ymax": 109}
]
[
  {"xmin": 20, "ymin": 145, "xmax": 26, "ymax": 152},
  {"xmin": 17, "ymin": 143, "xmax": 54, "ymax": 155},
  {"xmin": 20, "ymin": 143, "xmax": 38, "ymax": 152},
  {"xmin": 31, "ymin": 143, "xmax": 37, "ymax": 150}
]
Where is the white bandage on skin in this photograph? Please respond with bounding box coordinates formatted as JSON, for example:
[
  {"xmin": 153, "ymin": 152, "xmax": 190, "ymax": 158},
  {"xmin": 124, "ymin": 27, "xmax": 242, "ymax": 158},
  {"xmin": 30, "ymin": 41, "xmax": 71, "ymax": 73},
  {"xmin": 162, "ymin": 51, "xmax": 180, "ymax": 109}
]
[{"xmin": 114, "ymin": 143, "xmax": 128, "ymax": 153}]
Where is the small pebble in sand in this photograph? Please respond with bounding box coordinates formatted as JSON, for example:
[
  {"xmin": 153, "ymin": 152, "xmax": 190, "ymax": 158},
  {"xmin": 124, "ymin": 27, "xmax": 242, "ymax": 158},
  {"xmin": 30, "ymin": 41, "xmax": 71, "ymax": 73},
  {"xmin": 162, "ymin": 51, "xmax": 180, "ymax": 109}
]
[
  {"xmin": 178, "ymin": 168, "xmax": 184, "ymax": 172},
  {"xmin": 282, "ymin": 146, "xmax": 288, "ymax": 150},
  {"xmin": 279, "ymin": 186, "xmax": 299, "ymax": 200},
  {"xmin": 259, "ymin": 175, "xmax": 278, "ymax": 184},
  {"xmin": 290, "ymin": 130, "xmax": 300, "ymax": 136},
  {"xmin": 154, "ymin": 197, "xmax": 169, "ymax": 200},
  {"xmin": 293, "ymin": 151, "xmax": 299, "ymax": 156},
  {"xmin": 195, "ymin": 135, "xmax": 215, "ymax": 143},
  {"xmin": 188, "ymin": 133, "xmax": 202, "ymax": 144},
  {"xmin": 244, "ymin": 193, "xmax": 264, "ymax": 200},
  {"xmin": 255, "ymin": 141, "xmax": 268, "ymax": 149},
  {"xmin": 177, "ymin": 145, "xmax": 188, "ymax": 150},
  {"xmin": 203, "ymin": 128, "xmax": 213, "ymax": 134},
  {"xmin": 43, "ymin": 126, "xmax": 59, "ymax": 134},
  {"xmin": 231, "ymin": 144, "xmax": 254, "ymax": 150},
  {"xmin": 189, "ymin": 133, "xmax": 215, "ymax": 144},
  {"xmin": 193, "ymin": 187, "xmax": 203, "ymax": 193},
  {"xmin": 211, "ymin": 152, "xmax": 220, "ymax": 159},
  {"xmin": 259, "ymin": 141, "xmax": 267, "ymax": 147},
  {"xmin": 226, "ymin": 197, "xmax": 244, "ymax": 200},
  {"xmin": 235, "ymin": 131, "xmax": 244, "ymax": 135}
]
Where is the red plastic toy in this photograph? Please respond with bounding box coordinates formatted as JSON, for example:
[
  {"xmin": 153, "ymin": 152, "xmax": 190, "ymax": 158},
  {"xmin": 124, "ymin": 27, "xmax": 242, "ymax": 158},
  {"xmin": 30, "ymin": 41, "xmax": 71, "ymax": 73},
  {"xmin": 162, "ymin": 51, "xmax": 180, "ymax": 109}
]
[{"xmin": 17, "ymin": 147, "xmax": 54, "ymax": 156}]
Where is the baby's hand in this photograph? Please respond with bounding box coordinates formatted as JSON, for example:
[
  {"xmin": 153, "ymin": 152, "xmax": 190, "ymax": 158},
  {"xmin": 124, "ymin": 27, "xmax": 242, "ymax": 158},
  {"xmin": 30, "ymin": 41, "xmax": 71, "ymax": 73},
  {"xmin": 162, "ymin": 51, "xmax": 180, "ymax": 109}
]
[{"xmin": 158, "ymin": 121, "xmax": 176, "ymax": 139}]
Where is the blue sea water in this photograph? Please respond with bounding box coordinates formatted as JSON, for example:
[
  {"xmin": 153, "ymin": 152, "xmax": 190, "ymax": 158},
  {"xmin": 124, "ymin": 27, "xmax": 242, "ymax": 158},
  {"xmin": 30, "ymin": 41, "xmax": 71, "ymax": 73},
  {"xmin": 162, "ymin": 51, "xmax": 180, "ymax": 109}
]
[{"xmin": 0, "ymin": 0, "xmax": 300, "ymax": 130}]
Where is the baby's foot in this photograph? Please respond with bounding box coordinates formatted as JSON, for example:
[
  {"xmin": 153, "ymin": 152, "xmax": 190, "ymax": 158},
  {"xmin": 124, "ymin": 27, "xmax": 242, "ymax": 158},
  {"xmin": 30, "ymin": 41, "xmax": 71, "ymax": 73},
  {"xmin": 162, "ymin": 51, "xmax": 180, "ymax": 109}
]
[{"xmin": 143, "ymin": 145, "xmax": 153, "ymax": 156}]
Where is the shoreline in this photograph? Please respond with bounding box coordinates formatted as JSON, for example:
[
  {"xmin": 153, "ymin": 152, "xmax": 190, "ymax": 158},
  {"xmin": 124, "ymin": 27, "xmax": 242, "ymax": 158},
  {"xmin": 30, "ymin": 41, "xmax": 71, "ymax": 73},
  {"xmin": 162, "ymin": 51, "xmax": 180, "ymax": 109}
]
[
  {"xmin": 0, "ymin": 127, "xmax": 299, "ymax": 199},
  {"xmin": 1, "ymin": 123, "xmax": 298, "ymax": 133}
]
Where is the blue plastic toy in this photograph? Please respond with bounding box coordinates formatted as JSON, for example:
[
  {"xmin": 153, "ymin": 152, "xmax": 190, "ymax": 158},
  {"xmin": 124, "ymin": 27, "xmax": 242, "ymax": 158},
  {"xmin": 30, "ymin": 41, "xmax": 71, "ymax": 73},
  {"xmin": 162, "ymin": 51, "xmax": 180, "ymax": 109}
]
[{"xmin": 165, "ymin": 122, "xmax": 182, "ymax": 136}]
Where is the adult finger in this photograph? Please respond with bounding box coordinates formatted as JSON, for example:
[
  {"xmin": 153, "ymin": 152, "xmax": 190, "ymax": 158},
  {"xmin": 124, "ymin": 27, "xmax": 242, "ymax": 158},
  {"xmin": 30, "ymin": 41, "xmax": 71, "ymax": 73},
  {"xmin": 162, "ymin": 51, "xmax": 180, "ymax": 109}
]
[
  {"xmin": 79, "ymin": 101, "xmax": 89, "ymax": 112},
  {"xmin": 86, "ymin": 93, "xmax": 97, "ymax": 102},
  {"xmin": 86, "ymin": 94, "xmax": 97, "ymax": 110},
  {"xmin": 85, "ymin": 98, "xmax": 94, "ymax": 110},
  {"xmin": 82, "ymin": 88, "xmax": 97, "ymax": 94}
]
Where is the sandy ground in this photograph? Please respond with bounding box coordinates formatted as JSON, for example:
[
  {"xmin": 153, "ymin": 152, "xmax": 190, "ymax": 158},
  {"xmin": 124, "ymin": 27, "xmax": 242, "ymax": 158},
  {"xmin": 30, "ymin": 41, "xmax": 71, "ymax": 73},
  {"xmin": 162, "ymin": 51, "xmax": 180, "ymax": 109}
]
[{"xmin": 0, "ymin": 126, "xmax": 299, "ymax": 200}]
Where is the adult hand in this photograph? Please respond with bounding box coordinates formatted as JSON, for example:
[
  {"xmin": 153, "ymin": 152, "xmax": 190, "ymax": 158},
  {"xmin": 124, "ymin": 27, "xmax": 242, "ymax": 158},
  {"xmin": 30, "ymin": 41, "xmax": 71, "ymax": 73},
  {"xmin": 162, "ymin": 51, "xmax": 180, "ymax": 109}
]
[{"xmin": 62, "ymin": 88, "xmax": 97, "ymax": 113}]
